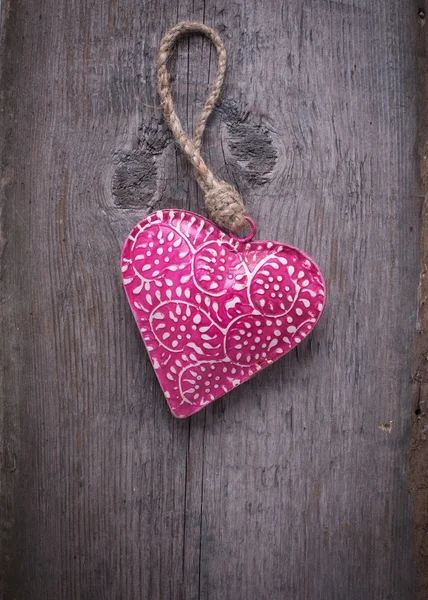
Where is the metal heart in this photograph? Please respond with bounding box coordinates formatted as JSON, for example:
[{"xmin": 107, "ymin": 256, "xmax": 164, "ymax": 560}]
[{"xmin": 121, "ymin": 210, "xmax": 326, "ymax": 418}]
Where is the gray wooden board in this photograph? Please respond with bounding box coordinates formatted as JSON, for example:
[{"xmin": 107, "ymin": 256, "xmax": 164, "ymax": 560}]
[{"xmin": 0, "ymin": 0, "xmax": 421, "ymax": 598}]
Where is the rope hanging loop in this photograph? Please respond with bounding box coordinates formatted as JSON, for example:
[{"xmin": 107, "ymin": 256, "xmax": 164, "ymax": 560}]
[{"xmin": 156, "ymin": 21, "xmax": 247, "ymax": 232}]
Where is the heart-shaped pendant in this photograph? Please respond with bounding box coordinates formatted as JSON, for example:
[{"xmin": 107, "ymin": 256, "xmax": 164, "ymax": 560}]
[
  {"xmin": 122, "ymin": 23, "xmax": 327, "ymax": 416},
  {"xmin": 121, "ymin": 209, "xmax": 326, "ymax": 417}
]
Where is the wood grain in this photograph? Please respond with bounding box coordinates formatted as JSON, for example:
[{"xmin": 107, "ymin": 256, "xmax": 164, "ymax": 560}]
[{"xmin": 0, "ymin": 0, "xmax": 421, "ymax": 598}]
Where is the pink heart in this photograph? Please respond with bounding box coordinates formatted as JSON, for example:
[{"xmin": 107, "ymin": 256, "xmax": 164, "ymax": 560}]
[{"xmin": 121, "ymin": 210, "xmax": 326, "ymax": 418}]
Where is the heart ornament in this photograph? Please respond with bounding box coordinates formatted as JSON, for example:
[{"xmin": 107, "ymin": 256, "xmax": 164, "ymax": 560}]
[
  {"xmin": 121, "ymin": 209, "xmax": 326, "ymax": 417},
  {"xmin": 121, "ymin": 23, "xmax": 327, "ymax": 417}
]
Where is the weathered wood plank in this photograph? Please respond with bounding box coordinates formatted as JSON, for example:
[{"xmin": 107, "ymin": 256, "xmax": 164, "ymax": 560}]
[{"xmin": 0, "ymin": 0, "xmax": 420, "ymax": 598}]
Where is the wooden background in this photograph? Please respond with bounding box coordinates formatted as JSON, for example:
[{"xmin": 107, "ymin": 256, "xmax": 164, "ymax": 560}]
[{"xmin": 0, "ymin": 0, "xmax": 422, "ymax": 598}]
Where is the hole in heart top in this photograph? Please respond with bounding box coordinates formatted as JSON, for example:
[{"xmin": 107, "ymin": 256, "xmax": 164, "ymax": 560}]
[
  {"xmin": 229, "ymin": 216, "xmax": 257, "ymax": 243},
  {"xmin": 121, "ymin": 209, "xmax": 326, "ymax": 418}
]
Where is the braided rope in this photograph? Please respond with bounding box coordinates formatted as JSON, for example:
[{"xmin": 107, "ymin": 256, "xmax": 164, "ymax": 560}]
[{"xmin": 156, "ymin": 21, "xmax": 246, "ymax": 232}]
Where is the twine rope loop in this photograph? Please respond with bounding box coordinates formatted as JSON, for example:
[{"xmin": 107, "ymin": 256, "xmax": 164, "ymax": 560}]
[{"xmin": 156, "ymin": 21, "xmax": 247, "ymax": 232}]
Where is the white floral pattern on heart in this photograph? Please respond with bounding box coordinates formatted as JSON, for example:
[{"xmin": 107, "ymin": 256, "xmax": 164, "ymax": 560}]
[
  {"xmin": 121, "ymin": 209, "xmax": 326, "ymax": 417},
  {"xmin": 194, "ymin": 241, "xmax": 248, "ymax": 295}
]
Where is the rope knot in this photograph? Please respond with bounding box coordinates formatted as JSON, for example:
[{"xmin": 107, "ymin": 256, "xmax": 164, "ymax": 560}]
[
  {"xmin": 205, "ymin": 180, "xmax": 246, "ymax": 232},
  {"xmin": 157, "ymin": 22, "xmax": 248, "ymax": 233}
]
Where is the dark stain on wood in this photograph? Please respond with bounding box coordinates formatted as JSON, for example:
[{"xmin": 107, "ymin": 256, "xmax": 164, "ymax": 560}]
[
  {"xmin": 220, "ymin": 99, "xmax": 278, "ymax": 186},
  {"xmin": 112, "ymin": 118, "xmax": 171, "ymax": 209}
]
